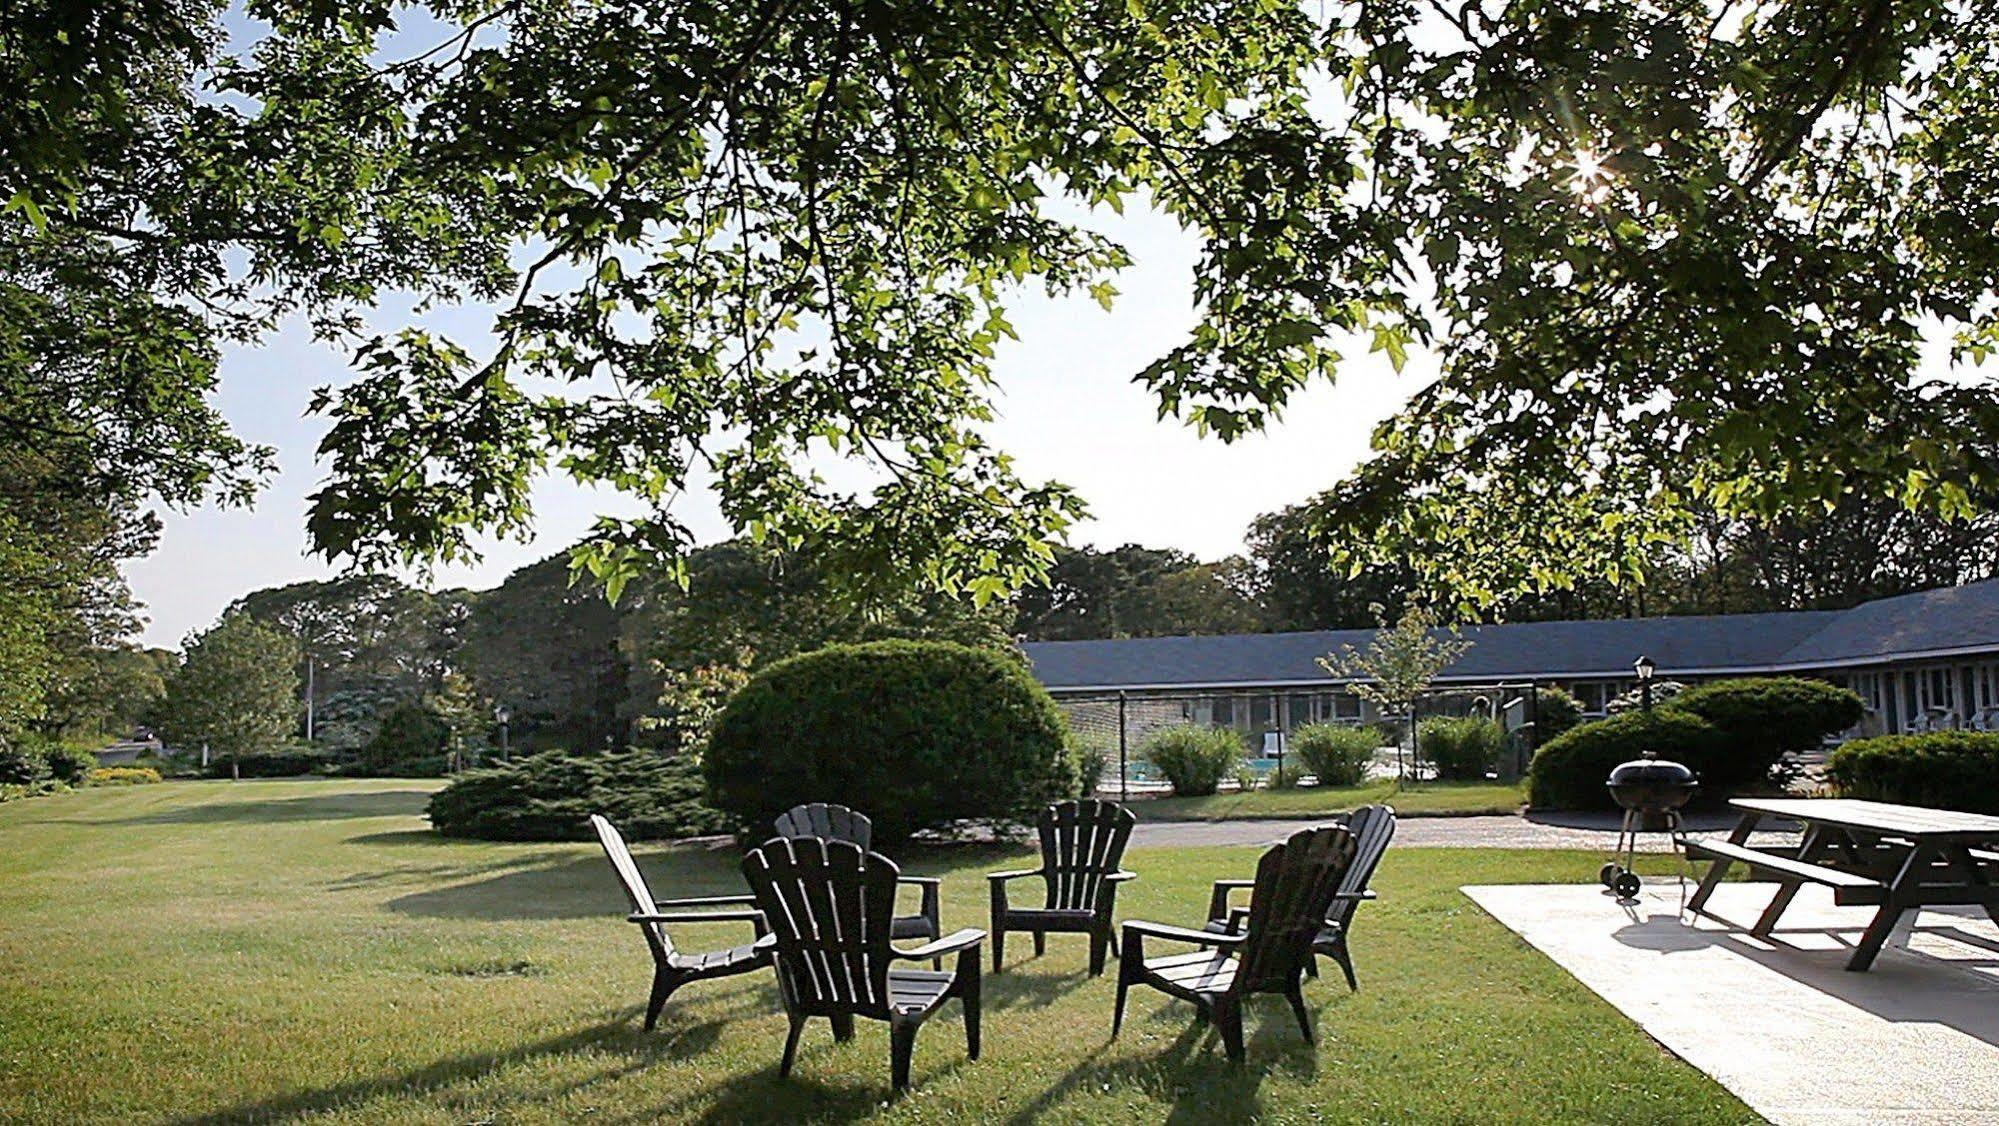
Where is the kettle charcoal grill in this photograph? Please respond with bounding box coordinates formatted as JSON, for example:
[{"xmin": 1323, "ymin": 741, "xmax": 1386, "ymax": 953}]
[{"xmin": 1600, "ymin": 751, "xmax": 1699, "ymax": 900}]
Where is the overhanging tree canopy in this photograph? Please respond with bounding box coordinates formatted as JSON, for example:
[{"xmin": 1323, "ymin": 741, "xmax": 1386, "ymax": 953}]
[{"xmin": 10, "ymin": 1, "xmax": 1999, "ymax": 610}]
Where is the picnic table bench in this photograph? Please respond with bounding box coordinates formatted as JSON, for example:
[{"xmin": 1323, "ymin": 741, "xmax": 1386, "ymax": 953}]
[{"xmin": 1685, "ymin": 798, "xmax": 1999, "ymax": 972}]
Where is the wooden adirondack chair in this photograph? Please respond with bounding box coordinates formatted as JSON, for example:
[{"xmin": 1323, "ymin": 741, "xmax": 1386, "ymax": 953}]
[
  {"xmin": 773, "ymin": 803, "xmax": 941, "ymax": 943},
  {"xmin": 589, "ymin": 814, "xmax": 774, "ymax": 1031},
  {"xmin": 1203, "ymin": 804, "xmax": 1396, "ymax": 990},
  {"xmin": 741, "ymin": 836, "xmax": 985, "ymax": 1094},
  {"xmin": 1114, "ymin": 825, "xmax": 1359, "ymax": 1062},
  {"xmin": 988, "ymin": 799, "xmax": 1137, "ymax": 976}
]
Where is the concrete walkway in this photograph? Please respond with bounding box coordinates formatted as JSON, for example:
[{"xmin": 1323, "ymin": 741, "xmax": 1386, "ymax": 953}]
[
  {"xmin": 1130, "ymin": 810, "xmax": 1795, "ymax": 850},
  {"xmin": 1468, "ymin": 881, "xmax": 1999, "ymax": 1124}
]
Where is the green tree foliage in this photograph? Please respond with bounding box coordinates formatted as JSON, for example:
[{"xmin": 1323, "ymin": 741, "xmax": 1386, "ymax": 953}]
[
  {"xmin": 1320, "ymin": 605, "xmax": 1474, "ymax": 725},
  {"xmin": 154, "ymin": 614, "xmax": 301, "ymax": 778},
  {"xmin": 458, "ymin": 553, "xmax": 631, "ymax": 753},
  {"xmin": 704, "ymin": 641, "xmax": 1077, "ymax": 842}
]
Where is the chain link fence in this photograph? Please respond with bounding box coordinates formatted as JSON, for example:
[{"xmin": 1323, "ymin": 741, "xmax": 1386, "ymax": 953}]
[{"xmin": 1056, "ymin": 683, "xmax": 1550, "ymax": 799}]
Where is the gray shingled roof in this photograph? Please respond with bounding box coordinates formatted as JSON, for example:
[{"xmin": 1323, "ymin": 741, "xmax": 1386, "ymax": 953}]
[{"xmin": 1020, "ymin": 579, "xmax": 1999, "ymax": 691}]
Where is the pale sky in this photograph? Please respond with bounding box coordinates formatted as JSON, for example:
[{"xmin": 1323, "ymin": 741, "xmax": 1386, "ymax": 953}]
[{"xmin": 125, "ymin": 200, "xmax": 1425, "ymax": 647}]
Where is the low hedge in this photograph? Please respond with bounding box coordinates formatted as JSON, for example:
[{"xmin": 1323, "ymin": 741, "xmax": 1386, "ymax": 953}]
[
  {"xmin": 705, "ymin": 641, "xmax": 1078, "ymax": 842},
  {"xmin": 204, "ymin": 748, "xmax": 331, "ymax": 779},
  {"xmin": 1419, "ymin": 716, "xmax": 1508, "ymax": 780},
  {"xmin": 1528, "ymin": 711, "xmax": 1730, "ymax": 810},
  {"xmin": 1289, "ymin": 723, "xmax": 1377, "ymax": 787},
  {"xmin": 0, "ymin": 741, "xmax": 50, "ymax": 786},
  {"xmin": 428, "ymin": 749, "xmax": 727, "ymax": 841},
  {"xmin": 1668, "ymin": 677, "xmax": 1863, "ymax": 757},
  {"xmin": 88, "ymin": 766, "xmax": 162, "ymax": 786},
  {"xmin": 1141, "ymin": 726, "xmax": 1245, "ymax": 797},
  {"xmin": 1825, "ymin": 731, "xmax": 1999, "ymax": 815}
]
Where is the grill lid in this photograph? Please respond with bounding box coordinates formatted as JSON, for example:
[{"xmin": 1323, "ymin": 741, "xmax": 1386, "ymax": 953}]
[{"xmin": 1607, "ymin": 750, "xmax": 1697, "ymax": 788}]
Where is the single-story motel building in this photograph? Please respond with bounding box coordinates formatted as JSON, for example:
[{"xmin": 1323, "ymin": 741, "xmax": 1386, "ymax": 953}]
[{"xmin": 1022, "ymin": 578, "xmax": 1999, "ymax": 749}]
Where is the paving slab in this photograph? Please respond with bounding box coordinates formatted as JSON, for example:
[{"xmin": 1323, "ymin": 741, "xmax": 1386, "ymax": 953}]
[{"xmin": 1465, "ymin": 881, "xmax": 1999, "ymax": 1125}]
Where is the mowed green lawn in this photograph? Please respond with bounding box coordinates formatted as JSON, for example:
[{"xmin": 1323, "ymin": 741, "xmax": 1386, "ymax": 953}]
[
  {"xmin": 0, "ymin": 780, "xmax": 1747, "ymax": 1124},
  {"xmin": 1134, "ymin": 779, "xmax": 1526, "ymax": 821}
]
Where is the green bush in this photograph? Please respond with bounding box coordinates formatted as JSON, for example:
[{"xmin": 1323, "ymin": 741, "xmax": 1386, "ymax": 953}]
[
  {"xmin": 42, "ymin": 743, "xmax": 99, "ymax": 786},
  {"xmin": 0, "ymin": 740, "xmax": 50, "ymax": 785},
  {"xmin": 1419, "ymin": 716, "xmax": 1508, "ymax": 780},
  {"xmin": 1606, "ymin": 680, "xmax": 1688, "ymax": 714},
  {"xmin": 1825, "ymin": 731, "xmax": 1999, "ymax": 815},
  {"xmin": 1666, "ymin": 677, "xmax": 1864, "ymax": 757},
  {"xmin": 205, "ymin": 748, "xmax": 331, "ymax": 778},
  {"xmin": 429, "ymin": 748, "xmax": 727, "ymax": 841},
  {"xmin": 1528, "ymin": 710, "xmax": 1729, "ymax": 810},
  {"xmin": 1141, "ymin": 726, "xmax": 1245, "ymax": 797},
  {"xmin": 1290, "ymin": 723, "xmax": 1378, "ymax": 787},
  {"xmin": 705, "ymin": 640, "xmax": 1077, "ymax": 842},
  {"xmin": 1534, "ymin": 688, "xmax": 1584, "ymax": 740},
  {"xmin": 88, "ymin": 766, "xmax": 162, "ymax": 786},
  {"xmin": 0, "ymin": 780, "xmax": 64, "ymax": 804},
  {"xmin": 1071, "ymin": 735, "xmax": 1110, "ymax": 797},
  {"xmin": 1266, "ymin": 761, "xmax": 1306, "ymax": 790},
  {"xmin": 353, "ymin": 700, "xmax": 447, "ymax": 775}
]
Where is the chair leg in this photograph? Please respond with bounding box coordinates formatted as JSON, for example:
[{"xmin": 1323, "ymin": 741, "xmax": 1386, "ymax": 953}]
[
  {"xmin": 1327, "ymin": 941, "xmax": 1357, "ymax": 992},
  {"xmin": 1032, "ymin": 930, "xmax": 1045, "ymax": 957},
  {"xmin": 1088, "ymin": 927, "xmax": 1110, "ymax": 977},
  {"xmin": 890, "ymin": 1016, "xmax": 918, "ymax": 1093},
  {"xmin": 780, "ymin": 1012, "xmax": 807, "ymax": 1077},
  {"xmin": 1303, "ymin": 953, "xmax": 1318, "ymax": 979},
  {"xmin": 1213, "ymin": 996, "xmax": 1245, "ymax": 1063},
  {"xmin": 1111, "ymin": 958, "xmax": 1134, "ymax": 1038},
  {"xmin": 830, "ymin": 1012, "xmax": 855, "ymax": 1042},
  {"xmin": 992, "ymin": 925, "xmax": 1005, "ymax": 973},
  {"xmin": 643, "ymin": 967, "xmax": 681, "ymax": 1032},
  {"xmin": 961, "ymin": 953, "xmax": 982, "ymax": 1060},
  {"xmin": 1286, "ymin": 980, "xmax": 1314, "ymax": 1043}
]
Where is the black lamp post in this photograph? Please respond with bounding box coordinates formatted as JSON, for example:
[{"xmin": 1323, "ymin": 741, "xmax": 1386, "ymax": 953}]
[
  {"xmin": 1634, "ymin": 655, "xmax": 1656, "ymax": 712},
  {"xmin": 494, "ymin": 704, "xmax": 510, "ymax": 761}
]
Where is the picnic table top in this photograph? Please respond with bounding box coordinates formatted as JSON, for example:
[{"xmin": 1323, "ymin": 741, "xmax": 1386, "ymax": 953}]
[{"xmin": 1730, "ymin": 797, "xmax": 1999, "ymax": 841}]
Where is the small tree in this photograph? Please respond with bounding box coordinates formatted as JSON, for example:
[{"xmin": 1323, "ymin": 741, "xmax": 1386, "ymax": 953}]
[
  {"xmin": 424, "ymin": 672, "xmax": 490, "ymax": 772},
  {"xmin": 155, "ymin": 615, "xmax": 301, "ymax": 781},
  {"xmin": 1319, "ymin": 604, "xmax": 1473, "ymax": 780}
]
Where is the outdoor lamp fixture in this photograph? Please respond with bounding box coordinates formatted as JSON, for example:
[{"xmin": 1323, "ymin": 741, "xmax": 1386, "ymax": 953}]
[
  {"xmin": 494, "ymin": 705, "xmax": 511, "ymax": 760},
  {"xmin": 1634, "ymin": 655, "xmax": 1656, "ymax": 712}
]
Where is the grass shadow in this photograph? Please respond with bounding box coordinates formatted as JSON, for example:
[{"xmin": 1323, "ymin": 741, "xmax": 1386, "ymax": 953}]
[
  {"xmin": 168, "ymin": 1014, "xmax": 731, "ymax": 1125},
  {"xmin": 385, "ymin": 852, "xmax": 753, "ymax": 921},
  {"xmin": 74, "ymin": 787, "xmax": 434, "ymax": 826}
]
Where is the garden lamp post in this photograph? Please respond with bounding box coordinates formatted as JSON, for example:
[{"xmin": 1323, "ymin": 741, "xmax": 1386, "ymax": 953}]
[
  {"xmin": 1634, "ymin": 655, "xmax": 1656, "ymax": 712},
  {"xmin": 494, "ymin": 705, "xmax": 510, "ymax": 761}
]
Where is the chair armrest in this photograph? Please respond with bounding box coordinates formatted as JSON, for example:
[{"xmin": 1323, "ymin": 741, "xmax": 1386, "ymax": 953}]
[
  {"xmin": 896, "ymin": 875, "xmax": 943, "ymax": 888},
  {"xmin": 652, "ymin": 893, "xmax": 759, "ymax": 908},
  {"xmin": 1207, "ymin": 877, "xmax": 1254, "ymax": 921},
  {"xmin": 987, "ymin": 868, "xmax": 1043, "ymax": 882},
  {"xmin": 1104, "ymin": 870, "xmax": 1139, "ymax": 882},
  {"xmin": 628, "ymin": 909, "xmax": 765, "ymax": 925},
  {"xmin": 1121, "ymin": 919, "xmax": 1245, "ymax": 947},
  {"xmin": 894, "ymin": 928, "xmax": 986, "ymax": 961},
  {"xmin": 1330, "ymin": 889, "xmax": 1377, "ymax": 902}
]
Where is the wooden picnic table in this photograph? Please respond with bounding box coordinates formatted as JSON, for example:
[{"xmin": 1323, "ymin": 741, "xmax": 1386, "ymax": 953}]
[{"xmin": 1685, "ymin": 797, "xmax": 1999, "ymax": 972}]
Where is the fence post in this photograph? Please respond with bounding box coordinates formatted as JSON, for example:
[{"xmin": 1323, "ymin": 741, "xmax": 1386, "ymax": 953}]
[{"xmin": 1117, "ymin": 690, "xmax": 1128, "ymax": 802}]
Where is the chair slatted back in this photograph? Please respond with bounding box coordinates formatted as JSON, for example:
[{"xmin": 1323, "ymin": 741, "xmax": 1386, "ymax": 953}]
[
  {"xmin": 591, "ymin": 814, "xmax": 670, "ymax": 959},
  {"xmin": 742, "ymin": 836, "xmax": 898, "ymax": 1019},
  {"xmin": 1038, "ymin": 800, "xmax": 1136, "ymax": 911},
  {"xmin": 1234, "ymin": 826, "xmax": 1358, "ymax": 991},
  {"xmin": 1326, "ymin": 805, "xmax": 1396, "ymax": 930},
  {"xmin": 774, "ymin": 802, "xmax": 874, "ymax": 850}
]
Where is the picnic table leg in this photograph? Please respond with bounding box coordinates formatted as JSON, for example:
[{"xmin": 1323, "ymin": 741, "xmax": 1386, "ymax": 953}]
[
  {"xmin": 1847, "ymin": 842, "xmax": 1931, "ymax": 973},
  {"xmin": 1939, "ymin": 843, "xmax": 1999, "ymax": 926},
  {"xmin": 1751, "ymin": 826, "xmax": 1829, "ymax": 937},
  {"xmin": 1687, "ymin": 811, "xmax": 1762, "ymax": 916}
]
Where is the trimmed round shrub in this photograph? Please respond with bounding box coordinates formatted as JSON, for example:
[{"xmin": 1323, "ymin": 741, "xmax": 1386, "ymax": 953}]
[
  {"xmin": 1419, "ymin": 716, "xmax": 1508, "ymax": 780},
  {"xmin": 1290, "ymin": 723, "xmax": 1377, "ymax": 787},
  {"xmin": 42, "ymin": 743, "xmax": 99, "ymax": 786},
  {"xmin": 1528, "ymin": 711, "xmax": 1729, "ymax": 810},
  {"xmin": 1666, "ymin": 677, "xmax": 1863, "ymax": 757},
  {"xmin": 1141, "ymin": 725, "xmax": 1245, "ymax": 797},
  {"xmin": 429, "ymin": 749, "xmax": 727, "ymax": 841},
  {"xmin": 88, "ymin": 766, "xmax": 162, "ymax": 786},
  {"xmin": 704, "ymin": 640, "xmax": 1078, "ymax": 842},
  {"xmin": 0, "ymin": 740, "xmax": 50, "ymax": 785},
  {"xmin": 1534, "ymin": 688, "xmax": 1583, "ymax": 741},
  {"xmin": 1825, "ymin": 731, "xmax": 1999, "ymax": 815}
]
